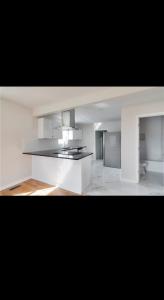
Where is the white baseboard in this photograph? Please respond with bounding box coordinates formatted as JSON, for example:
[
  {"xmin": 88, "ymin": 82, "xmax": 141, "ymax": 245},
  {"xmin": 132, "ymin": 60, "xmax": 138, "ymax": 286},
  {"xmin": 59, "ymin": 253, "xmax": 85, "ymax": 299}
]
[{"xmin": 0, "ymin": 176, "xmax": 31, "ymax": 192}]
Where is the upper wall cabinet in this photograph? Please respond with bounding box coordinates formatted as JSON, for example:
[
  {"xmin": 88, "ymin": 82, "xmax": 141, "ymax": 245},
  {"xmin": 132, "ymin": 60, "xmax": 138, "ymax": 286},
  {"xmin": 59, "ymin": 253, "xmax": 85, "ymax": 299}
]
[
  {"xmin": 37, "ymin": 117, "xmax": 63, "ymax": 139},
  {"xmin": 37, "ymin": 118, "xmax": 52, "ymax": 139},
  {"xmin": 37, "ymin": 114, "xmax": 82, "ymax": 140}
]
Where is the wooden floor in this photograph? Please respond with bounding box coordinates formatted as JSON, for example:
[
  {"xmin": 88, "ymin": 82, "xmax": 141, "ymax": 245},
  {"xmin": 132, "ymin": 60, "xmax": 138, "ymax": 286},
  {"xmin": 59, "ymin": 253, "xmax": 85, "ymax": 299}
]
[{"xmin": 0, "ymin": 179, "xmax": 79, "ymax": 196}]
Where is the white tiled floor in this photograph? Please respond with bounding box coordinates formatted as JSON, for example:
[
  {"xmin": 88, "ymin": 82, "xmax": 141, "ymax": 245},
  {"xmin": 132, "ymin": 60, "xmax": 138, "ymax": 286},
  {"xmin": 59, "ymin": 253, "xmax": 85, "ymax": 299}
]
[{"xmin": 85, "ymin": 160, "xmax": 164, "ymax": 196}]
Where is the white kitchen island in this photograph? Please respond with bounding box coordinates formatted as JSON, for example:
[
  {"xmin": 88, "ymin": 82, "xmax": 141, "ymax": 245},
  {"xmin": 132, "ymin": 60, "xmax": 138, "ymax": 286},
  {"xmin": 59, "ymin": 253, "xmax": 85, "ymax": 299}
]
[{"xmin": 31, "ymin": 153, "xmax": 93, "ymax": 194}]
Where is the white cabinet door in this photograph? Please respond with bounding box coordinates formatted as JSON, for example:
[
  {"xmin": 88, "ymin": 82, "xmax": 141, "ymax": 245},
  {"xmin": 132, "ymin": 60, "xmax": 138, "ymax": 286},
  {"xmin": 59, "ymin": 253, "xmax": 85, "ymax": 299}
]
[{"xmin": 38, "ymin": 118, "xmax": 52, "ymax": 139}]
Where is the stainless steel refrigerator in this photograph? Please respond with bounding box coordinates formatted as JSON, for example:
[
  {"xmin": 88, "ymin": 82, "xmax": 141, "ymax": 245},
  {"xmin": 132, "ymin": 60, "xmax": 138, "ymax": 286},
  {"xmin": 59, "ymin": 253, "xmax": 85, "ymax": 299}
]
[{"xmin": 103, "ymin": 132, "xmax": 121, "ymax": 168}]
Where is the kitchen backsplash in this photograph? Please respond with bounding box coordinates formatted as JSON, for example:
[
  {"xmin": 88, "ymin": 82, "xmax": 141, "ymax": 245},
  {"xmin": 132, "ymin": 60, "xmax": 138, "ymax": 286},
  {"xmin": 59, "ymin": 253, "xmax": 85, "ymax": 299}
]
[{"xmin": 23, "ymin": 138, "xmax": 81, "ymax": 152}]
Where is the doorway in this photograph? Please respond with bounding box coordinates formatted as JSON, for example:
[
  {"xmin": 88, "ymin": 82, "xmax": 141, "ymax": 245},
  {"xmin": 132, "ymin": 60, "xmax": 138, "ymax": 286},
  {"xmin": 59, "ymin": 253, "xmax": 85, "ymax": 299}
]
[
  {"xmin": 95, "ymin": 131, "xmax": 104, "ymax": 160},
  {"xmin": 104, "ymin": 132, "xmax": 121, "ymax": 168},
  {"xmin": 139, "ymin": 115, "xmax": 164, "ymax": 187},
  {"xmin": 95, "ymin": 130, "xmax": 106, "ymax": 160}
]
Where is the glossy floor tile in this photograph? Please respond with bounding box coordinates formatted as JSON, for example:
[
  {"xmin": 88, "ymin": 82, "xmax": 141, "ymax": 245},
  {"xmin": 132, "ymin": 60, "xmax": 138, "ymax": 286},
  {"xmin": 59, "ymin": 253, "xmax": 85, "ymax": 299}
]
[{"xmin": 85, "ymin": 160, "xmax": 164, "ymax": 196}]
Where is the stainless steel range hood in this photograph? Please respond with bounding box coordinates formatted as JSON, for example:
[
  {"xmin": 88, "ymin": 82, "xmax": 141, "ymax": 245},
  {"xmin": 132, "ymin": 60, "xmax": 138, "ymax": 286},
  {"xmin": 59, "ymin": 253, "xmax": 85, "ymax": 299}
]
[{"xmin": 62, "ymin": 109, "xmax": 75, "ymax": 129}]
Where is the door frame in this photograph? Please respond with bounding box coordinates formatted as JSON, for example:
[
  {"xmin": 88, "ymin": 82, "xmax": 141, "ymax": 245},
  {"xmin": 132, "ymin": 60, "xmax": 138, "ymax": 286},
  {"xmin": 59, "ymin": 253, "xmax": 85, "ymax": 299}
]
[
  {"xmin": 136, "ymin": 112, "xmax": 164, "ymax": 183},
  {"xmin": 95, "ymin": 130, "xmax": 106, "ymax": 160}
]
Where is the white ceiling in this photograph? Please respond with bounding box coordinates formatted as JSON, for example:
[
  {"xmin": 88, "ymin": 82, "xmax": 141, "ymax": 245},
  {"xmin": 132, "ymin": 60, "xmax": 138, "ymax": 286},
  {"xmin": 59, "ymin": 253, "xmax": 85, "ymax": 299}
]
[
  {"xmin": 75, "ymin": 87, "xmax": 164, "ymax": 123},
  {"xmin": 0, "ymin": 87, "xmax": 153, "ymax": 110},
  {"xmin": 0, "ymin": 87, "xmax": 114, "ymax": 108},
  {"xmin": 0, "ymin": 86, "xmax": 163, "ymax": 122}
]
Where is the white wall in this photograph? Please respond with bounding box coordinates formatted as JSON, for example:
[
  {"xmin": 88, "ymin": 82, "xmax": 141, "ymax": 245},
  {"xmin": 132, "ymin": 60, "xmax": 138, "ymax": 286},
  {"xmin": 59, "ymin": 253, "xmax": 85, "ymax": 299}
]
[
  {"xmin": 0, "ymin": 99, "xmax": 33, "ymax": 190},
  {"xmin": 94, "ymin": 120, "xmax": 121, "ymax": 132},
  {"xmin": 0, "ymin": 99, "xmax": 2, "ymax": 188},
  {"xmin": 121, "ymin": 100, "xmax": 164, "ymax": 183}
]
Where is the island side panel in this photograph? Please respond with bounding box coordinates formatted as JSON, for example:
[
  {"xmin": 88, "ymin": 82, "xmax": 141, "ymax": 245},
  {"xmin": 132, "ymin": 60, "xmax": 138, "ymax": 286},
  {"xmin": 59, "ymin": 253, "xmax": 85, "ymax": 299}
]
[
  {"xmin": 81, "ymin": 154, "xmax": 93, "ymax": 192},
  {"xmin": 32, "ymin": 156, "xmax": 82, "ymax": 194}
]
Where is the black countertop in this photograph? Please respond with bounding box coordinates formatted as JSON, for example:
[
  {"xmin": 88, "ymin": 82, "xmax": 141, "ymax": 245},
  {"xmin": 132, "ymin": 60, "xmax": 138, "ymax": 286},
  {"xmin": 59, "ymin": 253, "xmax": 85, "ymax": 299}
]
[{"xmin": 23, "ymin": 149, "xmax": 93, "ymax": 160}]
